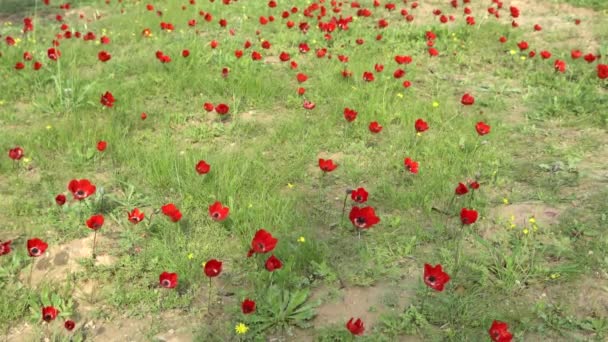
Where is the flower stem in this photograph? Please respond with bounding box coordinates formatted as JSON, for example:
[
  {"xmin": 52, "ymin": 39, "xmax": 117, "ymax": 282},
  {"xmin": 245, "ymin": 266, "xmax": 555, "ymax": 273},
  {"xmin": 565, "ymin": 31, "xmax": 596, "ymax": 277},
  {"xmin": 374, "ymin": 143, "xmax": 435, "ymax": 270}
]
[
  {"xmin": 92, "ymin": 230, "xmax": 97, "ymax": 260},
  {"xmin": 340, "ymin": 192, "xmax": 349, "ymax": 228},
  {"xmin": 28, "ymin": 258, "xmax": 36, "ymax": 288},
  {"xmin": 207, "ymin": 277, "xmax": 212, "ymax": 313}
]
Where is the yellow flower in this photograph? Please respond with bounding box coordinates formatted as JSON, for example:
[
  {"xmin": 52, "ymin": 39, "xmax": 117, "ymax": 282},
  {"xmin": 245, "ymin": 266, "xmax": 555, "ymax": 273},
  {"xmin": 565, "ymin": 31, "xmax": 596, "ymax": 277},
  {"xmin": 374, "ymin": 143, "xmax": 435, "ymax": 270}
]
[
  {"xmin": 46, "ymin": 125, "xmax": 52, "ymax": 130},
  {"xmin": 529, "ymin": 217, "xmax": 536, "ymax": 224},
  {"xmin": 187, "ymin": 253, "xmax": 194, "ymax": 260},
  {"xmin": 532, "ymin": 224, "xmax": 538, "ymax": 231},
  {"xmin": 520, "ymin": 56, "xmax": 526, "ymax": 61},
  {"xmin": 502, "ymin": 198, "xmax": 509, "ymax": 205},
  {"xmin": 248, "ymin": 203, "xmax": 253, "ymax": 208},
  {"xmin": 396, "ymin": 93, "xmax": 404, "ymax": 98},
  {"xmin": 235, "ymin": 323, "xmax": 249, "ymax": 334},
  {"xmin": 201, "ymin": 261, "xmax": 206, "ymax": 267},
  {"xmin": 509, "ymin": 224, "xmax": 516, "ymax": 229},
  {"xmin": 416, "ymin": 132, "xmax": 422, "ymax": 137},
  {"xmin": 297, "ymin": 236, "xmax": 305, "ymax": 243},
  {"xmin": 510, "ymin": 215, "xmax": 515, "ymax": 222},
  {"xmin": 23, "ymin": 158, "xmax": 31, "ymax": 164},
  {"xmin": 509, "ymin": 50, "xmax": 516, "ymax": 55},
  {"xmin": 522, "ymin": 228, "xmax": 529, "ymax": 235},
  {"xmin": 0, "ymin": 100, "xmax": 5, "ymax": 106},
  {"xmin": 432, "ymin": 101, "xmax": 439, "ymax": 108},
  {"xmin": 287, "ymin": 183, "xmax": 295, "ymax": 189},
  {"xmin": 550, "ymin": 273, "xmax": 560, "ymax": 279},
  {"xmin": 351, "ymin": 86, "xmax": 358, "ymax": 91},
  {"xmin": 311, "ymin": 39, "xmax": 317, "ymax": 44}
]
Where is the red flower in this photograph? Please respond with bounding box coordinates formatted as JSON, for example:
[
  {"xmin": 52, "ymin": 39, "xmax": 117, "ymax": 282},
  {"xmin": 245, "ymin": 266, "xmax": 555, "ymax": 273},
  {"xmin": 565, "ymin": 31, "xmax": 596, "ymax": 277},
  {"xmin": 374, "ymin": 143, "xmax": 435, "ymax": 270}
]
[
  {"xmin": 404, "ymin": 157, "xmax": 419, "ymax": 174},
  {"xmin": 428, "ymin": 48, "xmax": 439, "ymax": 56},
  {"xmin": 97, "ymin": 141, "xmax": 107, "ymax": 152},
  {"xmin": 489, "ymin": 320, "xmax": 513, "ymax": 342},
  {"xmin": 251, "ymin": 51, "xmax": 262, "ymax": 60},
  {"xmin": 517, "ymin": 41, "xmax": 529, "ymax": 51},
  {"xmin": 362, "ymin": 71, "xmax": 375, "ymax": 82},
  {"xmin": 64, "ymin": 320, "xmax": 75, "ymax": 331},
  {"xmin": 584, "ymin": 53, "xmax": 597, "ymax": 63},
  {"xmin": 8, "ymin": 147, "xmax": 24, "ymax": 160},
  {"xmin": 128, "ymin": 208, "xmax": 145, "ymax": 224},
  {"xmin": 510, "ymin": 6, "xmax": 520, "ymax": 18},
  {"xmin": 100, "ymin": 36, "xmax": 110, "ymax": 44},
  {"xmin": 415, "ymin": 119, "xmax": 429, "ymax": 132},
  {"xmin": 86, "ymin": 214, "xmax": 104, "ymax": 230},
  {"xmin": 346, "ymin": 318, "xmax": 365, "ymax": 335},
  {"xmin": 196, "ymin": 160, "xmax": 211, "ymax": 174},
  {"xmin": 68, "ymin": 179, "xmax": 96, "ymax": 200},
  {"xmin": 499, "ymin": 36, "xmax": 507, "ymax": 43},
  {"xmin": 249, "ymin": 229, "xmax": 278, "ymax": 255},
  {"xmin": 343, "ymin": 107, "xmax": 358, "ymax": 122},
  {"xmin": 42, "ymin": 306, "xmax": 59, "ymax": 322},
  {"xmin": 296, "ymin": 73, "xmax": 308, "ymax": 83},
  {"xmin": 598, "ymin": 64, "xmax": 608, "ymax": 79},
  {"xmin": 554, "ymin": 59, "xmax": 566, "ymax": 73},
  {"xmin": 98, "ymin": 51, "xmax": 111, "ymax": 62},
  {"xmin": 215, "ymin": 103, "xmax": 229, "ymax": 115},
  {"xmin": 475, "ymin": 122, "xmax": 491, "ymax": 136},
  {"xmin": 349, "ymin": 206, "xmax": 380, "ymax": 229},
  {"xmin": 540, "ymin": 50, "xmax": 552, "ymax": 59},
  {"xmin": 460, "ymin": 208, "xmax": 478, "ymax": 225},
  {"xmin": 27, "ymin": 238, "xmax": 48, "ymax": 257},
  {"xmin": 208, "ymin": 201, "xmax": 229, "ymax": 221},
  {"xmin": 182, "ymin": 49, "xmax": 190, "ymax": 58},
  {"xmin": 469, "ymin": 181, "xmax": 480, "ymax": 189},
  {"xmin": 300, "ymin": 98, "xmax": 314, "ymax": 109},
  {"xmin": 319, "ymin": 158, "xmax": 338, "ymax": 172},
  {"xmin": 369, "ymin": 121, "xmax": 383, "ymax": 133},
  {"xmin": 47, "ymin": 48, "xmax": 61, "ymax": 61},
  {"xmin": 393, "ymin": 69, "xmax": 405, "ymax": 78},
  {"xmin": 204, "ymin": 259, "xmax": 223, "ymax": 277},
  {"xmin": 15, "ymin": 62, "xmax": 25, "ymax": 70},
  {"xmin": 423, "ymin": 263, "xmax": 451, "ymax": 291},
  {"xmin": 203, "ymin": 103, "xmax": 214, "ymax": 112},
  {"xmin": 265, "ymin": 254, "xmax": 283, "ymax": 272},
  {"xmin": 33, "ymin": 61, "xmax": 43, "ymax": 70},
  {"xmin": 100, "ymin": 91, "xmax": 115, "ymax": 107},
  {"xmin": 161, "ymin": 203, "xmax": 182, "ymax": 222},
  {"xmin": 55, "ymin": 194, "xmax": 66, "ymax": 206},
  {"xmin": 141, "ymin": 112, "xmax": 147, "ymax": 120},
  {"xmin": 461, "ymin": 93, "xmax": 475, "ymax": 106},
  {"xmin": 455, "ymin": 182, "xmax": 469, "ymax": 195},
  {"xmin": 159, "ymin": 272, "xmax": 178, "ymax": 288},
  {"xmin": 0, "ymin": 240, "xmax": 12, "ymax": 256},
  {"xmin": 374, "ymin": 63, "xmax": 384, "ymax": 72},
  {"xmin": 241, "ymin": 299, "xmax": 256, "ymax": 314},
  {"xmin": 395, "ymin": 55, "xmax": 412, "ymax": 64},
  {"xmin": 571, "ymin": 50, "xmax": 582, "ymax": 59},
  {"xmin": 351, "ymin": 187, "xmax": 368, "ymax": 203},
  {"xmin": 279, "ymin": 52, "xmax": 290, "ymax": 61}
]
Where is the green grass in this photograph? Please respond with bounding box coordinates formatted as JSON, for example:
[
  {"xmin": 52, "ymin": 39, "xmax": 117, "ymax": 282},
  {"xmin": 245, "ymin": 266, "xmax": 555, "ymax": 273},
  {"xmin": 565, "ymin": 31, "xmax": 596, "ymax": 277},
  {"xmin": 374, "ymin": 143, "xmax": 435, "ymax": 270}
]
[
  {"xmin": 554, "ymin": 0, "xmax": 608, "ymax": 10},
  {"xmin": 1, "ymin": 0, "xmax": 608, "ymax": 340}
]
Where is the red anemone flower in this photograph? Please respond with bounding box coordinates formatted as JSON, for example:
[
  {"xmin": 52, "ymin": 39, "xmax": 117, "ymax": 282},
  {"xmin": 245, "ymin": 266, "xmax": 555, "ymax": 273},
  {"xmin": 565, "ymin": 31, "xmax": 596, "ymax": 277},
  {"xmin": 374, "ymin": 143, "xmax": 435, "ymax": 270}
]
[
  {"xmin": 319, "ymin": 158, "xmax": 338, "ymax": 172},
  {"xmin": 55, "ymin": 194, "xmax": 67, "ymax": 206},
  {"xmin": 423, "ymin": 263, "xmax": 451, "ymax": 291},
  {"xmin": 8, "ymin": 147, "xmax": 24, "ymax": 160},
  {"xmin": 161, "ymin": 203, "xmax": 182, "ymax": 222},
  {"xmin": 98, "ymin": 51, "xmax": 111, "ymax": 62},
  {"xmin": 27, "ymin": 238, "xmax": 48, "ymax": 257},
  {"xmin": 488, "ymin": 320, "xmax": 514, "ymax": 342},
  {"xmin": 351, "ymin": 187, "xmax": 368, "ymax": 203},
  {"xmin": 249, "ymin": 229, "xmax": 278, "ymax": 256},
  {"xmin": 128, "ymin": 208, "xmax": 145, "ymax": 224},
  {"xmin": 204, "ymin": 259, "xmax": 223, "ymax": 277},
  {"xmin": 461, "ymin": 93, "xmax": 475, "ymax": 105},
  {"xmin": 346, "ymin": 318, "xmax": 365, "ymax": 335},
  {"xmin": 265, "ymin": 254, "xmax": 283, "ymax": 272},
  {"xmin": 0, "ymin": 240, "xmax": 13, "ymax": 256},
  {"xmin": 349, "ymin": 206, "xmax": 380, "ymax": 229},
  {"xmin": 97, "ymin": 141, "xmax": 107, "ymax": 152},
  {"xmin": 343, "ymin": 107, "xmax": 358, "ymax": 122},
  {"xmin": 404, "ymin": 157, "xmax": 419, "ymax": 174},
  {"xmin": 208, "ymin": 201, "xmax": 229, "ymax": 221},
  {"xmin": 196, "ymin": 160, "xmax": 210, "ymax": 174},
  {"xmin": 64, "ymin": 320, "xmax": 76, "ymax": 331},
  {"xmin": 369, "ymin": 121, "xmax": 383, "ymax": 133},
  {"xmin": 460, "ymin": 208, "xmax": 478, "ymax": 225},
  {"xmin": 475, "ymin": 122, "xmax": 491, "ymax": 136},
  {"xmin": 415, "ymin": 119, "xmax": 429, "ymax": 132},
  {"xmin": 215, "ymin": 103, "xmax": 229, "ymax": 115},
  {"xmin": 241, "ymin": 299, "xmax": 256, "ymax": 314},
  {"xmin": 455, "ymin": 182, "xmax": 469, "ymax": 195},
  {"xmin": 100, "ymin": 91, "xmax": 115, "ymax": 107},
  {"xmin": 68, "ymin": 179, "xmax": 96, "ymax": 200},
  {"xmin": 159, "ymin": 272, "xmax": 178, "ymax": 288},
  {"xmin": 86, "ymin": 214, "xmax": 104, "ymax": 230},
  {"xmin": 42, "ymin": 306, "xmax": 59, "ymax": 322}
]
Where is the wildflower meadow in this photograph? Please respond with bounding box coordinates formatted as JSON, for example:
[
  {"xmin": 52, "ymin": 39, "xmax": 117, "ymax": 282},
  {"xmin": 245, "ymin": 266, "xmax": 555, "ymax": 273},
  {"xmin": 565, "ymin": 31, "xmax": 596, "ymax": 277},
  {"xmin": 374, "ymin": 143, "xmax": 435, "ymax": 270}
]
[{"xmin": 1, "ymin": 0, "xmax": 607, "ymax": 341}]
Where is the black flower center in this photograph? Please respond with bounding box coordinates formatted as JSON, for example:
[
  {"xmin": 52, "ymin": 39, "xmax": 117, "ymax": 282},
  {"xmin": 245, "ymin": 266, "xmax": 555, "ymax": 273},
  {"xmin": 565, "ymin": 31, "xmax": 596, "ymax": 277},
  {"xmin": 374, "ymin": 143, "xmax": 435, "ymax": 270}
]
[
  {"xmin": 213, "ymin": 212, "xmax": 220, "ymax": 218},
  {"xmin": 355, "ymin": 196, "xmax": 362, "ymax": 201},
  {"xmin": 44, "ymin": 314, "xmax": 52, "ymax": 321},
  {"xmin": 355, "ymin": 217, "xmax": 366, "ymax": 226},
  {"xmin": 257, "ymin": 242, "xmax": 265, "ymax": 252},
  {"xmin": 428, "ymin": 276, "xmax": 436, "ymax": 283},
  {"xmin": 76, "ymin": 190, "xmax": 85, "ymax": 197},
  {"xmin": 161, "ymin": 279, "xmax": 171, "ymax": 287},
  {"xmin": 31, "ymin": 247, "xmax": 40, "ymax": 255}
]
